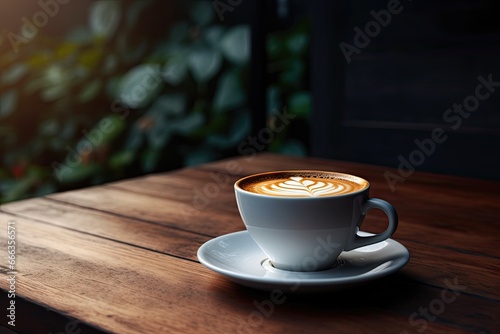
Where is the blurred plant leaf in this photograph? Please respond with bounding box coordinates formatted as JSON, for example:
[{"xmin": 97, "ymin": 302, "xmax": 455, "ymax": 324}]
[
  {"xmin": 187, "ymin": 46, "xmax": 222, "ymax": 83},
  {"xmin": 118, "ymin": 64, "xmax": 163, "ymax": 109},
  {"xmin": 106, "ymin": 76, "xmax": 121, "ymax": 97},
  {"xmin": 89, "ymin": 0, "xmax": 122, "ymax": 39},
  {"xmin": 97, "ymin": 114, "xmax": 126, "ymax": 144},
  {"xmin": 280, "ymin": 58, "xmax": 304, "ymax": 86},
  {"xmin": 267, "ymin": 86, "xmax": 281, "ymax": 116},
  {"xmin": 205, "ymin": 109, "xmax": 250, "ymax": 149},
  {"xmin": 204, "ymin": 26, "xmax": 225, "ymax": 47},
  {"xmin": 55, "ymin": 43, "xmax": 79, "ymax": 59},
  {"xmin": 0, "ymin": 90, "xmax": 18, "ymax": 118},
  {"xmin": 149, "ymin": 94, "xmax": 186, "ymax": 117},
  {"xmin": 41, "ymin": 84, "xmax": 69, "ymax": 102},
  {"xmin": 141, "ymin": 148, "xmax": 161, "ymax": 172},
  {"xmin": 58, "ymin": 163, "xmax": 100, "ymax": 184},
  {"xmin": 26, "ymin": 51, "xmax": 51, "ymax": 69},
  {"xmin": 79, "ymin": 48, "xmax": 103, "ymax": 69},
  {"xmin": 36, "ymin": 65, "xmax": 70, "ymax": 88},
  {"xmin": 148, "ymin": 118, "xmax": 172, "ymax": 150},
  {"xmin": 2, "ymin": 175, "xmax": 37, "ymax": 203},
  {"xmin": 220, "ymin": 25, "xmax": 250, "ymax": 65},
  {"xmin": 188, "ymin": 109, "xmax": 227, "ymax": 139},
  {"xmin": 146, "ymin": 94, "xmax": 189, "ymax": 149},
  {"xmin": 267, "ymin": 35, "xmax": 284, "ymax": 59},
  {"xmin": 162, "ymin": 55, "xmax": 188, "ymax": 86},
  {"xmin": 72, "ymin": 115, "xmax": 125, "ymax": 155},
  {"xmin": 286, "ymin": 33, "xmax": 308, "ymax": 55},
  {"xmin": 124, "ymin": 124, "xmax": 144, "ymax": 150},
  {"xmin": 288, "ymin": 91, "xmax": 311, "ymax": 117},
  {"xmin": 34, "ymin": 182, "xmax": 57, "ymax": 197},
  {"xmin": 103, "ymin": 54, "xmax": 118, "ymax": 74},
  {"xmin": 174, "ymin": 112, "xmax": 205, "ymax": 135},
  {"xmin": 213, "ymin": 69, "xmax": 246, "ymax": 113},
  {"xmin": 109, "ymin": 150, "xmax": 136, "ymax": 169},
  {"xmin": 1, "ymin": 63, "xmax": 28, "ymax": 85}
]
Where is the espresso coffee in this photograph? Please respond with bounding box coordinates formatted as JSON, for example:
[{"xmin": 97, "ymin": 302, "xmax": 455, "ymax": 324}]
[{"xmin": 238, "ymin": 171, "xmax": 368, "ymax": 197}]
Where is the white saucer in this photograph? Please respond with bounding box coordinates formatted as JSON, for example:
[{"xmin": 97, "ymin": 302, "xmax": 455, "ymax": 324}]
[{"xmin": 197, "ymin": 231, "xmax": 410, "ymax": 293}]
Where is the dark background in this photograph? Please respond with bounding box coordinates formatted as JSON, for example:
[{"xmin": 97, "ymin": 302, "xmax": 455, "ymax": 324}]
[
  {"xmin": 250, "ymin": 0, "xmax": 500, "ymax": 180},
  {"xmin": 302, "ymin": 0, "xmax": 500, "ymax": 180}
]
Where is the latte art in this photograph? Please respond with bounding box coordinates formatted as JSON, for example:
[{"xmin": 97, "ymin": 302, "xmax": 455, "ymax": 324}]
[
  {"xmin": 238, "ymin": 172, "xmax": 368, "ymax": 197},
  {"xmin": 260, "ymin": 177, "xmax": 353, "ymax": 197}
]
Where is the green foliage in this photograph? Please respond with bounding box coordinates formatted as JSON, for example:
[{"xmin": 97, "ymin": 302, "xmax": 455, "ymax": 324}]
[
  {"xmin": 266, "ymin": 19, "xmax": 311, "ymax": 156},
  {"xmin": 0, "ymin": 1, "xmax": 251, "ymax": 203},
  {"xmin": 0, "ymin": 1, "xmax": 311, "ymax": 203}
]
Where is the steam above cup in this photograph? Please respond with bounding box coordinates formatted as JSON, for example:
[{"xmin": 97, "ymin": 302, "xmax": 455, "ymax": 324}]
[{"xmin": 234, "ymin": 170, "xmax": 398, "ymax": 272}]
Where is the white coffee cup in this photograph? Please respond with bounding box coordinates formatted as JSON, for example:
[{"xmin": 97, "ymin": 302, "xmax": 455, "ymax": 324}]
[{"xmin": 234, "ymin": 170, "xmax": 398, "ymax": 271}]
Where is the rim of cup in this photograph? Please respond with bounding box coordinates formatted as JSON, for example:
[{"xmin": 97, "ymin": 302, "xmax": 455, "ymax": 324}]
[{"xmin": 234, "ymin": 170, "xmax": 371, "ymax": 199}]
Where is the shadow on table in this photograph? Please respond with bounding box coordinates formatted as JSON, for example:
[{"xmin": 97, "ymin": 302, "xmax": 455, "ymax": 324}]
[
  {"xmin": 0, "ymin": 294, "xmax": 111, "ymax": 334},
  {"xmin": 213, "ymin": 271, "xmax": 426, "ymax": 312}
]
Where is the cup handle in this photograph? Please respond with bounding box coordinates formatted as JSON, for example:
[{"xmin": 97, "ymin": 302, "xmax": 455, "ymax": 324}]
[{"xmin": 344, "ymin": 198, "xmax": 398, "ymax": 251}]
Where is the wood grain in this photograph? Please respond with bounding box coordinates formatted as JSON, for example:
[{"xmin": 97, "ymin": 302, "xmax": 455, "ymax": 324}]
[
  {"xmin": 0, "ymin": 153, "xmax": 498, "ymax": 333},
  {"xmin": 0, "ymin": 214, "xmax": 496, "ymax": 334},
  {"xmin": 1, "ymin": 198, "xmax": 210, "ymax": 261},
  {"xmin": 47, "ymin": 185, "xmax": 243, "ymax": 237},
  {"xmin": 3, "ymin": 199, "xmax": 498, "ymax": 300}
]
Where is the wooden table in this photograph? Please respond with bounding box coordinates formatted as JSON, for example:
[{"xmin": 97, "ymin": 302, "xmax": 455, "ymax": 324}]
[{"xmin": 0, "ymin": 153, "xmax": 498, "ymax": 333}]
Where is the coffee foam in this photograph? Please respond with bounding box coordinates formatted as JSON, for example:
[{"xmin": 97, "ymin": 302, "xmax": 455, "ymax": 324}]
[{"xmin": 239, "ymin": 172, "xmax": 368, "ymax": 197}]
